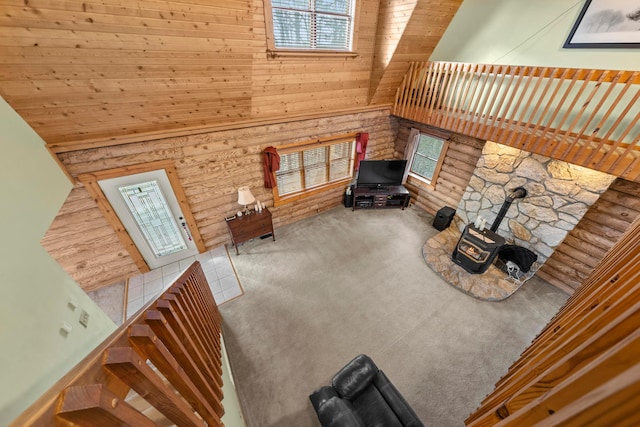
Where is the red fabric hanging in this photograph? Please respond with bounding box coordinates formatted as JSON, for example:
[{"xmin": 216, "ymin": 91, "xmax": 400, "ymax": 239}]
[
  {"xmin": 355, "ymin": 132, "xmax": 369, "ymax": 171},
  {"xmin": 263, "ymin": 146, "xmax": 280, "ymax": 188}
]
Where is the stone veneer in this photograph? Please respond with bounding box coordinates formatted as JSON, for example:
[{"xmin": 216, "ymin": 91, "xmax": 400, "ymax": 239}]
[
  {"xmin": 457, "ymin": 142, "xmax": 615, "ymax": 266},
  {"xmin": 424, "ymin": 141, "xmax": 615, "ymax": 301}
]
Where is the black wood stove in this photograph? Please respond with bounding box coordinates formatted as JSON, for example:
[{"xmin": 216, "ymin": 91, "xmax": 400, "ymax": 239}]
[
  {"xmin": 452, "ymin": 225, "xmax": 505, "ymax": 273},
  {"xmin": 452, "ymin": 187, "xmax": 527, "ymax": 274}
]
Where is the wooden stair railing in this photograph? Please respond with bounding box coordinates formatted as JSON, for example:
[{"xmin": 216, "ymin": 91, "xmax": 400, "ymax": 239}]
[
  {"xmin": 393, "ymin": 61, "xmax": 640, "ymax": 182},
  {"xmin": 464, "ymin": 215, "xmax": 640, "ymax": 426},
  {"xmin": 10, "ymin": 261, "xmax": 224, "ymax": 427}
]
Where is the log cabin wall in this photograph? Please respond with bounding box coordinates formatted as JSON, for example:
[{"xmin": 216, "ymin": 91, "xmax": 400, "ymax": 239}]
[
  {"xmin": 0, "ymin": 0, "xmax": 459, "ymax": 152},
  {"xmin": 394, "ymin": 118, "xmax": 485, "ymax": 215},
  {"xmin": 0, "ymin": 0, "xmax": 380, "ymax": 146},
  {"xmin": 394, "ymin": 119, "xmax": 640, "ymax": 296},
  {"xmin": 538, "ymin": 178, "xmax": 640, "ymax": 294},
  {"xmin": 0, "ymin": 0, "xmax": 460, "ymax": 291},
  {"xmin": 42, "ymin": 108, "xmax": 397, "ymax": 291}
]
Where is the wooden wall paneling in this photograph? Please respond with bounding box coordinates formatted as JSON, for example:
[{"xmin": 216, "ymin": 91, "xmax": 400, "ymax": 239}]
[
  {"xmin": 395, "ymin": 117, "xmax": 640, "ymax": 298},
  {"xmin": 538, "ymin": 178, "xmax": 640, "ymax": 293},
  {"xmin": 249, "ymin": 0, "xmax": 378, "ymax": 118},
  {"xmin": 395, "ymin": 119, "xmax": 484, "ymax": 215},
  {"xmin": 369, "ymin": 0, "xmax": 417, "ymax": 101},
  {"xmin": 41, "ymin": 186, "xmax": 142, "ymax": 291},
  {"xmin": 0, "ymin": 0, "xmax": 258, "ymax": 144},
  {"xmin": 368, "ymin": 0, "xmax": 462, "ymax": 105},
  {"xmin": 78, "ymin": 178, "xmax": 150, "ymax": 274},
  {"xmin": 0, "ymin": 0, "xmax": 463, "ymax": 153},
  {"xmin": 45, "ymin": 108, "xmax": 396, "ymax": 289}
]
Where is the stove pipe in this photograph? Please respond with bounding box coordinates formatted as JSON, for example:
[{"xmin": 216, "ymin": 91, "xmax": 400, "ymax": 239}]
[{"xmin": 490, "ymin": 187, "xmax": 527, "ymax": 232}]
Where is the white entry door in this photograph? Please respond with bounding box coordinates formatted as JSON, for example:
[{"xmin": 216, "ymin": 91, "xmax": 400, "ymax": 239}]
[{"xmin": 98, "ymin": 170, "xmax": 198, "ymax": 269}]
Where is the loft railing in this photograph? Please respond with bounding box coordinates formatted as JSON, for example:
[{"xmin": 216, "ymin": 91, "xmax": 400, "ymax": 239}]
[
  {"xmin": 393, "ymin": 61, "xmax": 640, "ymax": 182},
  {"xmin": 10, "ymin": 262, "xmax": 225, "ymax": 427},
  {"xmin": 465, "ymin": 215, "xmax": 640, "ymax": 426}
]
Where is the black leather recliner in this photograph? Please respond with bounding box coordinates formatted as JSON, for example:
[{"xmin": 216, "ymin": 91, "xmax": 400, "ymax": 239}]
[{"xmin": 309, "ymin": 354, "xmax": 424, "ymax": 427}]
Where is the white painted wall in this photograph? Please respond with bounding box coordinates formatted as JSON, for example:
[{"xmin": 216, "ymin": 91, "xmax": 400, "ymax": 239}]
[
  {"xmin": 221, "ymin": 338, "xmax": 247, "ymax": 427},
  {"xmin": 431, "ymin": 0, "xmax": 640, "ymax": 70},
  {"xmin": 0, "ymin": 97, "xmax": 116, "ymax": 425}
]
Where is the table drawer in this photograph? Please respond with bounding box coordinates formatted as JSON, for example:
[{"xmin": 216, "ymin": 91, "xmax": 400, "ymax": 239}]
[
  {"xmin": 226, "ymin": 209, "xmax": 274, "ymax": 254},
  {"xmin": 233, "ymin": 225, "xmax": 271, "ymax": 241}
]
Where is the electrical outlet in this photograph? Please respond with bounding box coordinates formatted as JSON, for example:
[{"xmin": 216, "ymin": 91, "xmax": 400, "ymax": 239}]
[{"xmin": 79, "ymin": 310, "xmax": 90, "ymax": 328}]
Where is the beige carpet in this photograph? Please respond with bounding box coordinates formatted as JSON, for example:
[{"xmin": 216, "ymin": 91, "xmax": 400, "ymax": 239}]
[{"xmin": 220, "ymin": 205, "xmax": 568, "ymax": 426}]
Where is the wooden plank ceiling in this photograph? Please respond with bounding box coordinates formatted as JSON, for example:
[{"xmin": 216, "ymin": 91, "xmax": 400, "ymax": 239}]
[
  {"xmin": 369, "ymin": 0, "xmax": 462, "ymax": 105},
  {"xmin": 0, "ymin": 0, "xmax": 460, "ymax": 151}
]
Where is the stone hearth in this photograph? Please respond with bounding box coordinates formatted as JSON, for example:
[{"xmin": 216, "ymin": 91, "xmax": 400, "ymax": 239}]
[
  {"xmin": 424, "ymin": 141, "xmax": 615, "ymax": 301},
  {"xmin": 423, "ymin": 224, "xmax": 535, "ymax": 301},
  {"xmin": 456, "ymin": 142, "xmax": 615, "ymax": 267}
]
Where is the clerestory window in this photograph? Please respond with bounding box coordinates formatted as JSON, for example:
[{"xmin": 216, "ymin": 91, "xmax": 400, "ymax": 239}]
[{"xmin": 265, "ymin": 0, "xmax": 357, "ymax": 55}]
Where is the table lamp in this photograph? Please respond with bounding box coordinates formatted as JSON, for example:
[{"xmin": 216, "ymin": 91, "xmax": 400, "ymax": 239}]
[{"xmin": 237, "ymin": 186, "xmax": 255, "ymax": 215}]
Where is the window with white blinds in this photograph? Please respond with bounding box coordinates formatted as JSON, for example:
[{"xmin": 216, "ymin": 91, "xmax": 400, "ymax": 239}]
[
  {"xmin": 269, "ymin": 0, "xmax": 355, "ymax": 51},
  {"xmin": 276, "ymin": 139, "xmax": 355, "ymax": 197}
]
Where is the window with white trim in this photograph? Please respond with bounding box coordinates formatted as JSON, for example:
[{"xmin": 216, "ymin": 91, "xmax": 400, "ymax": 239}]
[
  {"xmin": 267, "ymin": 0, "xmax": 356, "ymax": 52},
  {"xmin": 409, "ymin": 133, "xmax": 446, "ymax": 183},
  {"xmin": 275, "ymin": 138, "xmax": 355, "ymax": 199}
]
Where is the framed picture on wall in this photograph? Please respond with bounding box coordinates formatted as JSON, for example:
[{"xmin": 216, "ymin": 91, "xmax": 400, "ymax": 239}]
[{"xmin": 564, "ymin": 0, "xmax": 640, "ymax": 48}]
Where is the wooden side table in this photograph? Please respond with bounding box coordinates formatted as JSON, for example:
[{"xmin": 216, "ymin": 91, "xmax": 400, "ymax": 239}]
[{"xmin": 225, "ymin": 208, "xmax": 275, "ymax": 255}]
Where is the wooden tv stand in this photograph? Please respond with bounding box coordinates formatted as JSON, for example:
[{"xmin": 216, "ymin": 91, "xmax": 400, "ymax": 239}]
[{"xmin": 352, "ymin": 185, "xmax": 410, "ymax": 211}]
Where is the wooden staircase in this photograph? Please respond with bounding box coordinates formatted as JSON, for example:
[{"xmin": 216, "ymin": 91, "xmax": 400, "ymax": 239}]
[{"xmin": 10, "ymin": 262, "xmax": 225, "ymax": 427}]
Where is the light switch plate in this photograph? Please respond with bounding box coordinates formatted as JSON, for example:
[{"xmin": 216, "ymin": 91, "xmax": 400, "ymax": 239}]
[{"xmin": 79, "ymin": 310, "xmax": 90, "ymax": 328}]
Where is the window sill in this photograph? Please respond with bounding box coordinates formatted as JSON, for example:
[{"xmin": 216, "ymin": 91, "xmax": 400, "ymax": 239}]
[
  {"xmin": 273, "ymin": 178, "xmax": 352, "ymax": 207},
  {"xmin": 267, "ymin": 49, "xmax": 359, "ymax": 59},
  {"xmin": 407, "ymin": 173, "xmax": 435, "ymax": 190}
]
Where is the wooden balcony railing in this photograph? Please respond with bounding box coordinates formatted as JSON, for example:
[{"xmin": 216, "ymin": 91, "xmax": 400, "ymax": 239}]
[
  {"xmin": 465, "ymin": 215, "xmax": 640, "ymax": 426},
  {"xmin": 393, "ymin": 61, "xmax": 640, "ymax": 182},
  {"xmin": 10, "ymin": 262, "xmax": 225, "ymax": 427}
]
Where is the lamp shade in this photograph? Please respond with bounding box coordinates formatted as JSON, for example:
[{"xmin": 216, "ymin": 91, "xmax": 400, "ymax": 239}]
[{"xmin": 237, "ymin": 186, "xmax": 256, "ymax": 206}]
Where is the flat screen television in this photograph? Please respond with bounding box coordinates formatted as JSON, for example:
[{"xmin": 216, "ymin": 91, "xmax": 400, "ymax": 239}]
[{"xmin": 356, "ymin": 160, "xmax": 407, "ymax": 189}]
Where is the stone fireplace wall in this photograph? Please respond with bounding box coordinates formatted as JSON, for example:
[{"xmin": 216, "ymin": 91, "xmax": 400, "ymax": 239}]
[{"xmin": 456, "ymin": 142, "xmax": 616, "ymax": 266}]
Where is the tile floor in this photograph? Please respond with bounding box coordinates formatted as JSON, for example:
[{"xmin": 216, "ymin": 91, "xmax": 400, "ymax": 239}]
[{"xmin": 125, "ymin": 245, "xmax": 243, "ymax": 319}]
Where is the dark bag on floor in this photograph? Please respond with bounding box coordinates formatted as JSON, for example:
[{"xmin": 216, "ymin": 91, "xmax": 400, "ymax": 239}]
[{"xmin": 498, "ymin": 245, "xmax": 537, "ymax": 272}]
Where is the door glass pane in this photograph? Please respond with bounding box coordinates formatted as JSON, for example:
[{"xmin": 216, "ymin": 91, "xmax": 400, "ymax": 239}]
[{"xmin": 118, "ymin": 180, "xmax": 187, "ymax": 258}]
